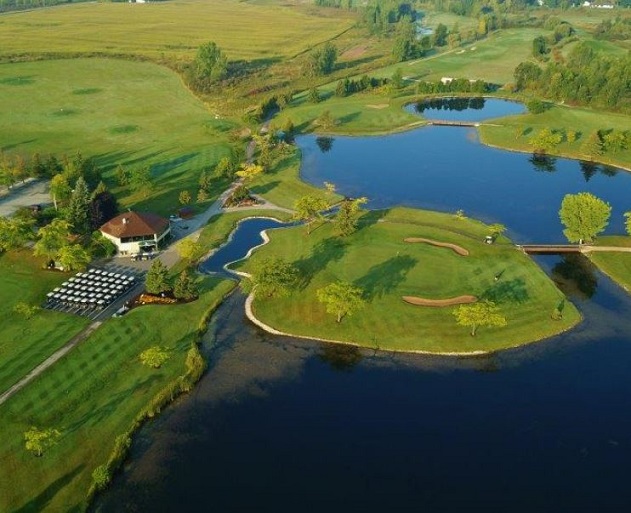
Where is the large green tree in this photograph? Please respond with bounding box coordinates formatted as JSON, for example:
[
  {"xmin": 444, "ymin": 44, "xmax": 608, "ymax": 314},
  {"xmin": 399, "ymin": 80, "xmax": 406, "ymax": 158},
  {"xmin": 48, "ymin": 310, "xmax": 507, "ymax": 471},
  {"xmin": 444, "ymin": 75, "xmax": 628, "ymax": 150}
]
[
  {"xmin": 195, "ymin": 41, "xmax": 228, "ymax": 81},
  {"xmin": 317, "ymin": 281, "xmax": 365, "ymax": 323},
  {"xmin": 139, "ymin": 346, "xmax": 170, "ymax": 369},
  {"xmin": 559, "ymin": 192, "xmax": 611, "ymax": 244},
  {"xmin": 66, "ymin": 176, "xmax": 91, "ymax": 234},
  {"xmin": 252, "ymin": 257, "xmax": 298, "ymax": 298},
  {"xmin": 335, "ymin": 197, "xmax": 367, "ymax": 236},
  {"xmin": 33, "ymin": 218, "xmax": 71, "ymax": 261},
  {"xmin": 50, "ymin": 173, "xmax": 71, "ymax": 210},
  {"xmin": 453, "ymin": 300, "xmax": 506, "ymax": 336},
  {"xmin": 294, "ymin": 195, "xmax": 330, "ymax": 235},
  {"xmin": 57, "ymin": 244, "xmax": 91, "ymax": 272},
  {"xmin": 145, "ymin": 259, "xmax": 170, "ymax": 295},
  {"xmin": 306, "ymin": 42, "xmax": 338, "ymax": 76},
  {"xmin": 173, "ymin": 270, "xmax": 198, "ymax": 300},
  {"xmin": 0, "ymin": 216, "xmax": 34, "ymax": 252}
]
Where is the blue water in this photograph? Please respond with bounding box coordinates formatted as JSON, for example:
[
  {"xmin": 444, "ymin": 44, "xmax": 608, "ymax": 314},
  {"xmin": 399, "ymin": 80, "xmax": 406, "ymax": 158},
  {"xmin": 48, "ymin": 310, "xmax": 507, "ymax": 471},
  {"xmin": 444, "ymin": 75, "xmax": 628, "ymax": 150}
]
[
  {"xmin": 300, "ymin": 127, "xmax": 629, "ymax": 243},
  {"xmin": 199, "ymin": 218, "xmax": 288, "ymax": 275},
  {"xmin": 95, "ymin": 100, "xmax": 631, "ymax": 513},
  {"xmin": 405, "ymin": 96, "xmax": 526, "ymax": 121}
]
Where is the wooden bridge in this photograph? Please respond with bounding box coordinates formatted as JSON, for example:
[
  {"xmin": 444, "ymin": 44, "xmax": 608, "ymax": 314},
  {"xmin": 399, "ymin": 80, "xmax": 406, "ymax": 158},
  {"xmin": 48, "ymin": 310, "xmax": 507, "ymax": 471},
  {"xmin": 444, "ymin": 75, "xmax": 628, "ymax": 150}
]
[
  {"xmin": 518, "ymin": 244, "xmax": 583, "ymax": 254},
  {"xmin": 517, "ymin": 244, "xmax": 631, "ymax": 254},
  {"xmin": 427, "ymin": 120, "xmax": 480, "ymax": 127}
]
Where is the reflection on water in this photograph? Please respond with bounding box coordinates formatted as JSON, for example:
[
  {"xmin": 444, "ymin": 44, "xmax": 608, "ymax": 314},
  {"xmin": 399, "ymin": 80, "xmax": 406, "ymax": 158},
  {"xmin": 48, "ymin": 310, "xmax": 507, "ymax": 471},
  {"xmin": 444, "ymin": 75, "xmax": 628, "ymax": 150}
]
[
  {"xmin": 405, "ymin": 97, "xmax": 526, "ymax": 122},
  {"xmin": 552, "ymin": 254, "xmax": 598, "ymax": 300},
  {"xmin": 315, "ymin": 136, "xmax": 334, "ymax": 153}
]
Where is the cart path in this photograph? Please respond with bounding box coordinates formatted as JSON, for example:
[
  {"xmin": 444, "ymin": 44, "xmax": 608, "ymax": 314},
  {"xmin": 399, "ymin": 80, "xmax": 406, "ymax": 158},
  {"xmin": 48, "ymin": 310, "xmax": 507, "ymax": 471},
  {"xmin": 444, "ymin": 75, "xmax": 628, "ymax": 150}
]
[{"xmin": 0, "ymin": 321, "xmax": 102, "ymax": 407}]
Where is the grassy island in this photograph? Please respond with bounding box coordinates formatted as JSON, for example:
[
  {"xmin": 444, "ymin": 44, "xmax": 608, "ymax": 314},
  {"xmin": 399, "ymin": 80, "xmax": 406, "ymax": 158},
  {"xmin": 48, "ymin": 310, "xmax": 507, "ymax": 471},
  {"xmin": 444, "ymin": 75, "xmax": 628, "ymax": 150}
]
[{"xmin": 239, "ymin": 208, "xmax": 580, "ymax": 354}]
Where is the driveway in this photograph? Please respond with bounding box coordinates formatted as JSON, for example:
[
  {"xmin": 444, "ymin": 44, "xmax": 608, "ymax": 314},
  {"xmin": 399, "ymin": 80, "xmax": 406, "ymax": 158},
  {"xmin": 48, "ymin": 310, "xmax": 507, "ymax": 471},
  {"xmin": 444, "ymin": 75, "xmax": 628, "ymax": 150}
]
[{"xmin": 0, "ymin": 179, "xmax": 51, "ymax": 217}]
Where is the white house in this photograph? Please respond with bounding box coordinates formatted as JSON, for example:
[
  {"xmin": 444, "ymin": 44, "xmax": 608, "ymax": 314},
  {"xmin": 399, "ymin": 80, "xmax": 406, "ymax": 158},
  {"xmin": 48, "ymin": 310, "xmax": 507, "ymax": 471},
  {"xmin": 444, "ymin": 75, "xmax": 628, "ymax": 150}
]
[{"xmin": 100, "ymin": 211, "xmax": 170, "ymax": 256}]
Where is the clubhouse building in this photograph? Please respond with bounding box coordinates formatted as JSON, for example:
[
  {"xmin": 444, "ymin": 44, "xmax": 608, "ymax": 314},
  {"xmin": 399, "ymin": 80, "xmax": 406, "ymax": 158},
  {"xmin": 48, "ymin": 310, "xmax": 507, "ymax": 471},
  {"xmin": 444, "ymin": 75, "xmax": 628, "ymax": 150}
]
[{"xmin": 100, "ymin": 211, "xmax": 171, "ymax": 255}]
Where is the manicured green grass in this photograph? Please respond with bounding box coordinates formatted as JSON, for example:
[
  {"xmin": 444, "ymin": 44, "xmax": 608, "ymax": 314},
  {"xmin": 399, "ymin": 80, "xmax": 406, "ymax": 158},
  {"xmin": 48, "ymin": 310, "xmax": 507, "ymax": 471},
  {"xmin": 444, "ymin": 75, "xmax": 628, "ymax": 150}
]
[
  {"xmin": 249, "ymin": 148, "xmax": 341, "ymax": 209},
  {"xmin": 0, "ymin": 58, "xmax": 235, "ymax": 214},
  {"xmin": 0, "ymin": 251, "xmax": 89, "ymax": 394},
  {"xmin": 590, "ymin": 236, "xmax": 631, "ymax": 292},
  {"xmin": 0, "ymin": 0, "xmax": 354, "ymax": 61},
  {"xmin": 239, "ymin": 207, "xmax": 580, "ymax": 353},
  {"xmin": 479, "ymin": 104, "xmax": 631, "ymax": 171},
  {"xmin": 0, "ymin": 276, "xmax": 235, "ymax": 513}
]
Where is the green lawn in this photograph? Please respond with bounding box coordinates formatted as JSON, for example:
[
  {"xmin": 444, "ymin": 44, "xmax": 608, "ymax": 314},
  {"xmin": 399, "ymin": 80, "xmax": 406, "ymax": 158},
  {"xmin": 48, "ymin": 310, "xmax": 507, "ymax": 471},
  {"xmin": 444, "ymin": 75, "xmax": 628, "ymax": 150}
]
[
  {"xmin": 590, "ymin": 236, "xmax": 631, "ymax": 292},
  {"xmin": 0, "ymin": 251, "xmax": 89, "ymax": 394},
  {"xmin": 0, "ymin": 276, "xmax": 235, "ymax": 513},
  {"xmin": 0, "ymin": 0, "xmax": 354, "ymax": 61},
  {"xmin": 0, "ymin": 58, "xmax": 235, "ymax": 214},
  {"xmin": 479, "ymin": 104, "xmax": 631, "ymax": 171},
  {"xmin": 238, "ymin": 207, "xmax": 580, "ymax": 353}
]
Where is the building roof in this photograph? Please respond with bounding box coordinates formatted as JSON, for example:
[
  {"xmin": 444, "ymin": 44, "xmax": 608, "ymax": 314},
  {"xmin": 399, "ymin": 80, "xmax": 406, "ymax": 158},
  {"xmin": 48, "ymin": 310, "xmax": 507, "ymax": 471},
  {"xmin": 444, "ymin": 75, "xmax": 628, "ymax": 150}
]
[{"xmin": 100, "ymin": 211, "xmax": 169, "ymax": 239}]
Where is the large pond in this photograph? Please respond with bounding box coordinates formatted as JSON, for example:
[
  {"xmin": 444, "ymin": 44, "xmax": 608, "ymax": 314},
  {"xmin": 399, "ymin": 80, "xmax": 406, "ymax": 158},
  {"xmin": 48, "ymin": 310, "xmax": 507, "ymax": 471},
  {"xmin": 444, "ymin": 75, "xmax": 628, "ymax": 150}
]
[{"xmin": 95, "ymin": 100, "xmax": 631, "ymax": 512}]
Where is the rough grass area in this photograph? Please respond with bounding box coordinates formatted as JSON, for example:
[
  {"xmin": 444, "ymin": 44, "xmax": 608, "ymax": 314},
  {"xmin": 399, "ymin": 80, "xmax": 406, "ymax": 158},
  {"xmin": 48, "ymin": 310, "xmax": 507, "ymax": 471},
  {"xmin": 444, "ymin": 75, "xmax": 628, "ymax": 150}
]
[
  {"xmin": 479, "ymin": 104, "xmax": 631, "ymax": 172},
  {"xmin": 0, "ymin": 58, "xmax": 235, "ymax": 214},
  {"xmin": 591, "ymin": 236, "xmax": 631, "ymax": 293},
  {"xmin": 0, "ymin": 277, "xmax": 234, "ymax": 513},
  {"xmin": 0, "ymin": 0, "xmax": 355, "ymax": 61},
  {"xmin": 239, "ymin": 207, "xmax": 580, "ymax": 353},
  {"xmin": 0, "ymin": 251, "xmax": 89, "ymax": 394}
]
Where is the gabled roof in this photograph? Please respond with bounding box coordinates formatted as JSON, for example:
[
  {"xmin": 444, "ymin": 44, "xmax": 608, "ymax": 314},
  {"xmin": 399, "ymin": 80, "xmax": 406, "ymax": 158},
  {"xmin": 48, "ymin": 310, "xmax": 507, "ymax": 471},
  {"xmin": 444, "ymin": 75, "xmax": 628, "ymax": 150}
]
[{"xmin": 100, "ymin": 211, "xmax": 169, "ymax": 239}]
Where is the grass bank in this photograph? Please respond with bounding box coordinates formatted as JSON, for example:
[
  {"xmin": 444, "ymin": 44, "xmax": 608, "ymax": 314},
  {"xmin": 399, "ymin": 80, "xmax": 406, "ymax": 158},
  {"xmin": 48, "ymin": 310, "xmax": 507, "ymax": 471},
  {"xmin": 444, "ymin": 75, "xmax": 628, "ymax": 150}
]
[
  {"xmin": 238, "ymin": 207, "xmax": 580, "ymax": 353},
  {"xmin": 0, "ymin": 277, "xmax": 235, "ymax": 512},
  {"xmin": 0, "ymin": 251, "xmax": 89, "ymax": 395},
  {"xmin": 479, "ymin": 104, "xmax": 631, "ymax": 172},
  {"xmin": 590, "ymin": 236, "xmax": 631, "ymax": 293}
]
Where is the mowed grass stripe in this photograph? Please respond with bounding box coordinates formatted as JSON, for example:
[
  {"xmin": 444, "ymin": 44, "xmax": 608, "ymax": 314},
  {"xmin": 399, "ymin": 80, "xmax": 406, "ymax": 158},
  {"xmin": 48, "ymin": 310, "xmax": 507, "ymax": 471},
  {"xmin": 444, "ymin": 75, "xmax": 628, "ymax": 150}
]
[{"xmin": 0, "ymin": 277, "xmax": 235, "ymax": 513}]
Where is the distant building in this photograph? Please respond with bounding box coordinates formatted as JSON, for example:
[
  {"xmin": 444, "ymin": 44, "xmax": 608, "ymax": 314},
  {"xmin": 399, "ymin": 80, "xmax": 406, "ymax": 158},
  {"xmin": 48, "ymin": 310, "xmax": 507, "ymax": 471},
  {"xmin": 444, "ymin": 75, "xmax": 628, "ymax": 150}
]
[{"xmin": 100, "ymin": 211, "xmax": 170, "ymax": 256}]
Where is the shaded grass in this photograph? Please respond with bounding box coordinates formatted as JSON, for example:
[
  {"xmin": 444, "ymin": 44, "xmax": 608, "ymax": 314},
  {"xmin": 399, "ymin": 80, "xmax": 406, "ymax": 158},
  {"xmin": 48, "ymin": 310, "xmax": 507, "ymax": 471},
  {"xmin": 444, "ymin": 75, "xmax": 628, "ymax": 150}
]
[
  {"xmin": 0, "ymin": 58, "xmax": 236, "ymax": 214},
  {"xmin": 0, "ymin": 276, "xmax": 235, "ymax": 513},
  {"xmin": 239, "ymin": 207, "xmax": 580, "ymax": 353},
  {"xmin": 0, "ymin": 251, "xmax": 89, "ymax": 394},
  {"xmin": 590, "ymin": 236, "xmax": 631, "ymax": 292}
]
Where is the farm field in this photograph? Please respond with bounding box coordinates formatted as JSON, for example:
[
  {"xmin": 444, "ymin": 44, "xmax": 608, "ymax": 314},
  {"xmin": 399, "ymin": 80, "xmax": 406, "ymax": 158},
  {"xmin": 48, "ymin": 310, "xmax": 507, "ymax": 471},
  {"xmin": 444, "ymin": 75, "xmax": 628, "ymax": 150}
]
[
  {"xmin": 0, "ymin": 276, "xmax": 235, "ymax": 513},
  {"xmin": 0, "ymin": 0, "xmax": 354, "ymax": 61},
  {"xmin": 0, "ymin": 251, "xmax": 89, "ymax": 395},
  {"xmin": 0, "ymin": 58, "xmax": 235, "ymax": 214},
  {"xmin": 238, "ymin": 207, "xmax": 580, "ymax": 353}
]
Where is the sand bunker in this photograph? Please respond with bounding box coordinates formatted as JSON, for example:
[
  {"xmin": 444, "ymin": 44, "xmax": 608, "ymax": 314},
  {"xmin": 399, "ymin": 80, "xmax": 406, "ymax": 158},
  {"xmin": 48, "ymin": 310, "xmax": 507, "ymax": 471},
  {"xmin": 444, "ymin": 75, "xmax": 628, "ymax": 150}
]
[
  {"xmin": 404, "ymin": 237, "xmax": 469, "ymax": 256},
  {"xmin": 402, "ymin": 295, "xmax": 477, "ymax": 307},
  {"xmin": 366, "ymin": 104, "xmax": 389, "ymax": 109}
]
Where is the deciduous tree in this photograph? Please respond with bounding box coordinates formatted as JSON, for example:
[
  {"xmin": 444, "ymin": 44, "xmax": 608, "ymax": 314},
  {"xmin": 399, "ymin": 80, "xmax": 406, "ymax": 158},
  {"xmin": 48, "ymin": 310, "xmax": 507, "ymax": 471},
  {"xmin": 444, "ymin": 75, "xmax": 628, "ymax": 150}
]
[
  {"xmin": 24, "ymin": 427, "xmax": 61, "ymax": 457},
  {"xmin": 294, "ymin": 194, "xmax": 330, "ymax": 234},
  {"xmin": 559, "ymin": 192, "xmax": 611, "ymax": 244},
  {"xmin": 0, "ymin": 216, "xmax": 34, "ymax": 252},
  {"xmin": 195, "ymin": 41, "xmax": 227, "ymax": 81},
  {"xmin": 252, "ymin": 257, "xmax": 298, "ymax": 298},
  {"xmin": 33, "ymin": 218, "xmax": 71, "ymax": 261},
  {"xmin": 453, "ymin": 300, "xmax": 506, "ymax": 336},
  {"xmin": 57, "ymin": 244, "xmax": 91, "ymax": 271},
  {"xmin": 316, "ymin": 281, "xmax": 365, "ymax": 323},
  {"xmin": 335, "ymin": 197, "xmax": 367, "ymax": 236},
  {"xmin": 139, "ymin": 346, "xmax": 170, "ymax": 369}
]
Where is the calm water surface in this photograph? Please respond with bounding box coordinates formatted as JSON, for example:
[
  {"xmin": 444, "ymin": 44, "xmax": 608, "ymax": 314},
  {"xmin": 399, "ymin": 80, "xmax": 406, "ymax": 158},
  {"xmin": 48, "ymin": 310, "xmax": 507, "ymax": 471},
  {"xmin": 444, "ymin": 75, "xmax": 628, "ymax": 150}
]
[{"xmin": 95, "ymin": 101, "xmax": 631, "ymax": 512}]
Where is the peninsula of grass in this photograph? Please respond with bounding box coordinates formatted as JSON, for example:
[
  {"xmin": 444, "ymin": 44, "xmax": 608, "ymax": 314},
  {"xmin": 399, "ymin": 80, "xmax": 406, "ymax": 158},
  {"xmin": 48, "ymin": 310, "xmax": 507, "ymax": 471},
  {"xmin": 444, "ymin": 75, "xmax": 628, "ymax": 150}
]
[
  {"xmin": 0, "ymin": 250, "xmax": 89, "ymax": 395},
  {"xmin": 0, "ymin": 276, "xmax": 235, "ymax": 513},
  {"xmin": 590, "ymin": 236, "xmax": 631, "ymax": 293},
  {"xmin": 238, "ymin": 207, "xmax": 580, "ymax": 353},
  {"xmin": 478, "ymin": 104, "xmax": 631, "ymax": 172}
]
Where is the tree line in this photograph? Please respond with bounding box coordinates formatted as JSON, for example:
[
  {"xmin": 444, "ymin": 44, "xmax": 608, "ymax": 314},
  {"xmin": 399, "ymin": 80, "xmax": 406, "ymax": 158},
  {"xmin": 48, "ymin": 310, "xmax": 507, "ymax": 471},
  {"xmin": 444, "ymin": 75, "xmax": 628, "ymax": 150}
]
[{"xmin": 514, "ymin": 42, "xmax": 631, "ymax": 111}]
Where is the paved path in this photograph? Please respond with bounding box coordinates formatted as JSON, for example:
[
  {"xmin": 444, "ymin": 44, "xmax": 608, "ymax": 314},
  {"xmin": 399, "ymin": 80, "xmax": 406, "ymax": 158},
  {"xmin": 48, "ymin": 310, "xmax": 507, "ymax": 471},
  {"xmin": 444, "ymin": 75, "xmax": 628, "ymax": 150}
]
[
  {"xmin": 0, "ymin": 179, "xmax": 51, "ymax": 217},
  {"xmin": 0, "ymin": 321, "xmax": 102, "ymax": 407}
]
